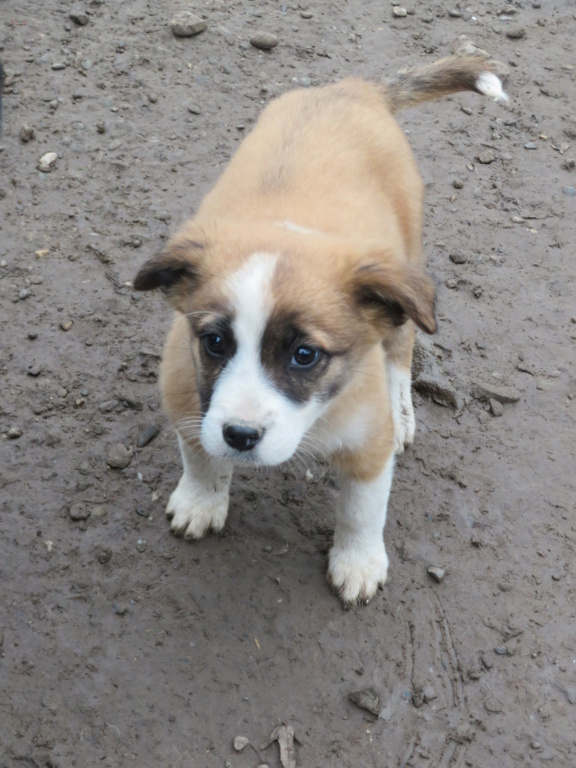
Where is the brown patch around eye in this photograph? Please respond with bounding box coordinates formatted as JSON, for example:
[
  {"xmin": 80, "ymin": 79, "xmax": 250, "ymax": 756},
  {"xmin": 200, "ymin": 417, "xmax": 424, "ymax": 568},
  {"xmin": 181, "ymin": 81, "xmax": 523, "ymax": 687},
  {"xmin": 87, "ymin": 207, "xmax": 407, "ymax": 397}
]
[{"xmin": 261, "ymin": 309, "xmax": 350, "ymax": 404}]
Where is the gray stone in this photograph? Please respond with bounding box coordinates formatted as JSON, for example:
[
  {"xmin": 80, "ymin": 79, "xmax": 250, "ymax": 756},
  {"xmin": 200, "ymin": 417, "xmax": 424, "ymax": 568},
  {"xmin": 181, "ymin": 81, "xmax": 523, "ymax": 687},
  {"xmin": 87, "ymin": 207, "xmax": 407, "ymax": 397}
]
[
  {"xmin": 7, "ymin": 425, "xmax": 23, "ymax": 439},
  {"xmin": 38, "ymin": 152, "xmax": 58, "ymax": 172},
  {"xmin": 427, "ymin": 565, "xmax": 446, "ymax": 583},
  {"xmin": 137, "ymin": 422, "xmax": 160, "ymax": 448},
  {"xmin": 170, "ymin": 12, "xmax": 207, "ymax": 37},
  {"xmin": 233, "ymin": 736, "xmax": 250, "ymax": 752},
  {"xmin": 477, "ymin": 151, "xmax": 496, "ymax": 164},
  {"xmin": 506, "ymin": 26, "xmax": 526, "ymax": 39},
  {"xmin": 471, "ymin": 382, "xmax": 521, "ymax": 404},
  {"xmin": 422, "ymin": 684, "xmax": 438, "ymax": 702},
  {"xmin": 392, "ymin": 7, "xmax": 407, "ymax": 17},
  {"xmin": 70, "ymin": 8, "xmax": 89, "ymax": 26},
  {"xmin": 106, "ymin": 443, "xmax": 132, "ymax": 469},
  {"xmin": 69, "ymin": 503, "xmax": 90, "ymax": 521},
  {"xmin": 451, "ymin": 35, "xmax": 491, "ymax": 59},
  {"xmin": 20, "ymin": 125, "xmax": 35, "ymax": 143},
  {"xmin": 449, "ymin": 250, "xmax": 467, "ymax": 264},
  {"xmin": 484, "ymin": 696, "xmax": 503, "ymax": 713},
  {"xmin": 250, "ymin": 32, "xmax": 279, "ymax": 50},
  {"xmin": 99, "ymin": 399, "xmax": 120, "ymax": 412},
  {"xmin": 348, "ymin": 686, "xmax": 381, "ymax": 715},
  {"xmin": 489, "ymin": 399, "xmax": 504, "ymax": 417},
  {"xmin": 412, "ymin": 336, "xmax": 459, "ymax": 409}
]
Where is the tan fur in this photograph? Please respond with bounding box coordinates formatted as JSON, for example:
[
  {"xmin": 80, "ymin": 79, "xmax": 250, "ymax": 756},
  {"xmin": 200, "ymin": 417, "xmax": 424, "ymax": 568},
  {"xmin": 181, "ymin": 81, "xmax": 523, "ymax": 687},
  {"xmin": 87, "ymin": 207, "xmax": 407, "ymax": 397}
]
[{"xmin": 138, "ymin": 55, "xmax": 504, "ymax": 478}]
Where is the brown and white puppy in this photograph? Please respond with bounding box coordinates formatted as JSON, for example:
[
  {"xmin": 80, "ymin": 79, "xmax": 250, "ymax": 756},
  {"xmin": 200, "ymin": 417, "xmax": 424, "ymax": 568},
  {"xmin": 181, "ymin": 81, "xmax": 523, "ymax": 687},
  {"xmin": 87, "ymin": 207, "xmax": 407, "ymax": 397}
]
[{"xmin": 135, "ymin": 57, "xmax": 507, "ymax": 604}]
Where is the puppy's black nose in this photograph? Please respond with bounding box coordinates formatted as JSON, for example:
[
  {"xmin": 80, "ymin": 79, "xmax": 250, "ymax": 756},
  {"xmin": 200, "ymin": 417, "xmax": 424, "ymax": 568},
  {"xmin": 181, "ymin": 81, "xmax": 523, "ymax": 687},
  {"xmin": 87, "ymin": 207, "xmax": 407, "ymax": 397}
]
[{"xmin": 223, "ymin": 423, "xmax": 263, "ymax": 452}]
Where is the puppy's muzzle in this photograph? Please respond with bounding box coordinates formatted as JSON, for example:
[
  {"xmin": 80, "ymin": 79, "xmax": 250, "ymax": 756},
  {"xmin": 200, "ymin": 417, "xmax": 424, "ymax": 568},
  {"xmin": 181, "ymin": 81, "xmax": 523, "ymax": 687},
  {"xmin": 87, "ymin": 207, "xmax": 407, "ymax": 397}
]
[{"xmin": 222, "ymin": 423, "xmax": 264, "ymax": 452}]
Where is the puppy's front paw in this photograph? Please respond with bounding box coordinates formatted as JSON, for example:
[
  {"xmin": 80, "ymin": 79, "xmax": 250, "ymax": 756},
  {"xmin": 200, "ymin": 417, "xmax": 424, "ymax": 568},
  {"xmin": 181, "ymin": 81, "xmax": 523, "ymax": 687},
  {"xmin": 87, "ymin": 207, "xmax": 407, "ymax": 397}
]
[
  {"xmin": 166, "ymin": 476, "xmax": 229, "ymax": 539},
  {"xmin": 327, "ymin": 542, "xmax": 389, "ymax": 605}
]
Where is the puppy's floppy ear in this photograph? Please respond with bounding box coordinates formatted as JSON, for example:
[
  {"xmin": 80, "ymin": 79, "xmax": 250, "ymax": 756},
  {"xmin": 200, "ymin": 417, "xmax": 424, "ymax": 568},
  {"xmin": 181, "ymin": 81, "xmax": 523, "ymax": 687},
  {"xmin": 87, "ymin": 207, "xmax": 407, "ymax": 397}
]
[
  {"xmin": 134, "ymin": 237, "xmax": 205, "ymax": 308},
  {"xmin": 352, "ymin": 261, "xmax": 437, "ymax": 335}
]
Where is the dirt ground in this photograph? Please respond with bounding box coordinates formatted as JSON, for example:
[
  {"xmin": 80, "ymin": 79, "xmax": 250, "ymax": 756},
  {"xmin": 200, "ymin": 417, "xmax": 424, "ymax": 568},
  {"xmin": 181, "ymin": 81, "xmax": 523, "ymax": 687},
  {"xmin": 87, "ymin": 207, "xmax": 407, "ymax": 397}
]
[{"xmin": 1, "ymin": 1, "xmax": 576, "ymax": 766}]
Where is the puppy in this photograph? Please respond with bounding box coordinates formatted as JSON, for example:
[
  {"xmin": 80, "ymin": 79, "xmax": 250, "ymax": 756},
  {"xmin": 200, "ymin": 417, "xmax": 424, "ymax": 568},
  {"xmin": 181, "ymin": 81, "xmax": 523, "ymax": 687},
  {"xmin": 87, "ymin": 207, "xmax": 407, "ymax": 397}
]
[{"xmin": 134, "ymin": 56, "xmax": 507, "ymax": 604}]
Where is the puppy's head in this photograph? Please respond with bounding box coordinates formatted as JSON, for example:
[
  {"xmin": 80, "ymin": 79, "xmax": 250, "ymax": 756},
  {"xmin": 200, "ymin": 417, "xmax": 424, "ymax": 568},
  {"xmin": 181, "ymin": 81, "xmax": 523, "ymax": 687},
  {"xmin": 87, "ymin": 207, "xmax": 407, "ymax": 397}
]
[{"xmin": 135, "ymin": 222, "xmax": 436, "ymax": 465}]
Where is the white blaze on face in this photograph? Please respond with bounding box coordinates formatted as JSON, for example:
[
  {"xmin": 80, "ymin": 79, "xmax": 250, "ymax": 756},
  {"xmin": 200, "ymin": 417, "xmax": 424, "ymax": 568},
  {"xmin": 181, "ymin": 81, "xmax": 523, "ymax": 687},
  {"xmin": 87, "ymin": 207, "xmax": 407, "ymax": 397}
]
[{"xmin": 200, "ymin": 252, "xmax": 326, "ymax": 465}]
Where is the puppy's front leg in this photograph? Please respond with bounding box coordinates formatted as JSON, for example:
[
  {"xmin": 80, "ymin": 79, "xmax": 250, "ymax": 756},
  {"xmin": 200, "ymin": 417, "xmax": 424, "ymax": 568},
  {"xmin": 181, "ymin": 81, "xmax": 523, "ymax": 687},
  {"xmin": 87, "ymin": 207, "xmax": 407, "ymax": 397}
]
[
  {"xmin": 167, "ymin": 434, "xmax": 233, "ymax": 539},
  {"xmin": 328, "ymin": 455, "xmax": 394, "ymax": 604}
]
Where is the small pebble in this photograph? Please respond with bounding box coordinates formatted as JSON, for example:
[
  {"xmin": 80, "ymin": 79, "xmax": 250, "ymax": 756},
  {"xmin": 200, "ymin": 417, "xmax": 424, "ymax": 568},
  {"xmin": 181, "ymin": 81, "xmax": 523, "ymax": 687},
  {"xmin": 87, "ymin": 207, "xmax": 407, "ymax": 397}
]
[
  {"xmin": 97, "ymin": 548, "xmax": 112, "ymax": 564},
  {"xmin": 137, "ymin": 422, "xmax": 161, "ymax": 448},
  {"xmin": 427, "ymin": 565, "xmax": 446, "ymax": 583},
  {"xmin": 106, "ymin": 443, "xmax": 132, "ymax": 469},
  {"xmin": 506, "ymin": 26, "xmax": 526, "ymax": 39},
  {"xmin": 148, "ymin": 93, "xmax": 158, "ymax": 104},
  {"xmin": 19, "ymin": 288, "xmax": 30, "ymax": 300},
  {"xmin": 170, "ymin": 12, "xmax": 207, "ymax": 37},
  {"xmin": 7, "ymin": 426, "xmax": 23, "ymax": 439},
  {"xmin": 51, "ymin": 62, "xmax": 66, "ymax": 71},
  {"xmin": 28, "ymin": 331, "xmax": 38, "ymax": 340},
  {"xmin": 494, "ymin": 645, "xmax": 509, "ymax": 655},
  {"xmin": 422, "ymin": 684, "xmax": 438, "ymax": 702},
  {"xmin": 113, "ymin": 602, "xmax": 128, "ymax": 615},
  {"xmin": 233, "ymin": 736, "xmax": 250, "ymax": 752},
  {"xmin": 136, "ymin": 538, "xmax": 147, "ymax": 553},
  {"xmin": 60, "ymin": 319, "xmax": 74, "ymax": 331},
  {"xmin": 28, "ymin": 364, "xmax": 42, "ymax": 377},
  {"xmin": 477, "ymin": 151, "xmax": 496, "ymax": 164},
  {"xmin": 452, "ymin": 178, "xmax": 464, "ymax": 189},
  {"xmin": 449, "ymin": 251, "xmax": 467, "ymax": 264},
  {"xmin": 20, "ymin": 125, "xmax": 36, "ymax": 143},
  {"xmin": 472, "ymin": 382, "xmax": 521, "ymax": 404},
  {"xmin": 69, "ymin": 503, "xmax": 90, "ymax": 521},
  {"xmin": 69, "ymin": 8, "xmax": 89, "ymax": 26},
  {"xmin": 393, "ymin": 6, "xmax": 408, "ymax": 17},
  {"xmin": 348, "ymin": 687, "xmax": 381, "ymax": 715},
  {"xmin": 250, "ymin": 32, "xmax": 279, "ymax": 50},
  {"xmin": 524, "ymin": 142, "xmax": 537, "ymax": 150},
  {"xmin": 562, "ymin": 186, "xmax": 576, "ymax": 196},
  {"xmin": 38, "ymin": 152, "xmax": 58, "ymax": 173},
  {"xmin": 188, "ymin": 103, "xmax": 202, "ymax": 114},
  {"xmin": 484, "ymin": 697, "xmax": 503, "ymax": 714},
  {"xmin": 489, "ymin": 399, "xmax": 504, "ymax": 417},
  {"xmin": 445, "ymin": 278, "xmax": 458, "ymax": 289}
]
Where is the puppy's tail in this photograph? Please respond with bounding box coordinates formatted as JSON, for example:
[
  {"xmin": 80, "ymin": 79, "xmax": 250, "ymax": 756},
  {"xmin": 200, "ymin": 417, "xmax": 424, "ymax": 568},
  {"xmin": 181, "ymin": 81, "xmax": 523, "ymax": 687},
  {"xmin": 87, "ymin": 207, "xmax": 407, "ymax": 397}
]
[{"xmin": 383, "ymin": 55, "xmax": 508, "ymax": 113}]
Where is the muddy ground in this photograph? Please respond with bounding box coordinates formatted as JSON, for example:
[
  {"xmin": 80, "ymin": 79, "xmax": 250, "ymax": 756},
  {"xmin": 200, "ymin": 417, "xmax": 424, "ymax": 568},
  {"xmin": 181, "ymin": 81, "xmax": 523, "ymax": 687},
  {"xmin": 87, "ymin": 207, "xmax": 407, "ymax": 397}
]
[{"xmin": 1, "ymin": 1, "xmax": 576, "ymax": 766}]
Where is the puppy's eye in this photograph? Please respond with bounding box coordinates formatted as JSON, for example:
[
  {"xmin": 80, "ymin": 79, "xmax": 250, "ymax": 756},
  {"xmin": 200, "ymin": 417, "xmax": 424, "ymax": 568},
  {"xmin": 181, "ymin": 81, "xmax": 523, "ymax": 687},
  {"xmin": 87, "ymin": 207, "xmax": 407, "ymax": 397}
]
[
  {"xmin": 202, "ymin": 333, "xmax": 226, "ymax": 358},
  {"xmin": 290, "ymin": 345, "xmax": 320, "ymax": 369}
]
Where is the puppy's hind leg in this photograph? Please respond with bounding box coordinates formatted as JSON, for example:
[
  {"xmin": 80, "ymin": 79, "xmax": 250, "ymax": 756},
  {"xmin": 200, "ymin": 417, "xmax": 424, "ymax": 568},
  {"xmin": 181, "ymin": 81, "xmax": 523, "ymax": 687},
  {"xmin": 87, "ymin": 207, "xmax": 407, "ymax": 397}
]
[
  {"xmin": 385, "ymin": 321, "xmax": 416, "ymax": 454},
  {"xmin": 167, "ymin": 433, "xmax": 233, "ymax": 539}
]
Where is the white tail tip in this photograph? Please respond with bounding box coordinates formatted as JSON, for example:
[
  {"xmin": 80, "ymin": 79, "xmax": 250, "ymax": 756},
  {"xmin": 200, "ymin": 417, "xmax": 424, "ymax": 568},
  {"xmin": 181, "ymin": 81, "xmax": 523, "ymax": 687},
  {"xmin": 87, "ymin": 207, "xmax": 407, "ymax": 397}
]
[{"xmin": 476, "ymin": 72, "xmax": 509, "ymax": 103}]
